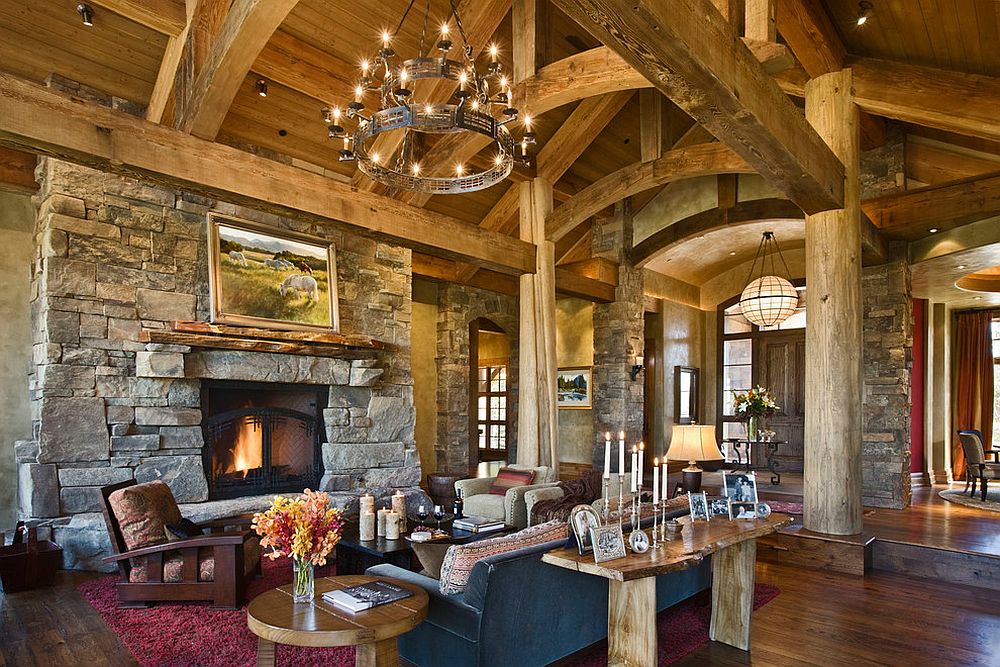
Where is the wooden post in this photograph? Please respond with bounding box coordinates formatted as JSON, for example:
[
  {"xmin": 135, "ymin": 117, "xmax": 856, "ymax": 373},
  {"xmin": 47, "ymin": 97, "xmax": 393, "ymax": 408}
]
[
  {"xmin": 803, "ymin": 69, "xmax": 863, "ymax": 536},
  {"xmin": 608, "ymin": 578, "xmax": 656, "ymax": 667},
  {"xmin": 512, "ymin": 0, "xmax": 538, "ymax": 84},
  {"xmin": 517, "ymin": 178, "xmax": 558, "ymax": 470},
  {"xmin": 639, "ymin": 89, "xmax": 662, "ymax": 163},
  {"xmin": 709, "ymin": 539, "xmax": 757, "ymax": 650}
]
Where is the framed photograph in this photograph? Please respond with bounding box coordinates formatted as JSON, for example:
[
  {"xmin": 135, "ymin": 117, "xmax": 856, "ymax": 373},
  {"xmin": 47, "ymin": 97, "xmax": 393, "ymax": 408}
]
[
  {"xmin": 208, "ymin": 214, "xmax": 339, "ymax": 331},
  {"xmin": 707, "ymin": 495, "xmax": 730, "ymax": 518},
  {"xmin": 557, "ymin": 367, "xmax": 592, "ymax": 409},
  {"xmin": 729, "ymin": 501, "xmax": 757, "ymax": 520},
  {"xmin": 569, "ymin": 504, "xmax": 602, "ymax": 555},
  {"xmin": 688, "ymin": 491, "xmax": 709, "ymax": 521},
  {"xmin": 723, "ymin": 472, "xmax": 759, "ymax": 504},
  {"xmin": 590, "ymin": 525, "xmax": 627, "ymax": 563}
]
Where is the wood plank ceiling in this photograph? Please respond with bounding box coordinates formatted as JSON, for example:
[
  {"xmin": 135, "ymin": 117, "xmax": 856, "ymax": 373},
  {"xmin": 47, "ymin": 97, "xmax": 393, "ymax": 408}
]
[{"xmin": 2, "ymin": 0, "xmax": 1000, "ymax": 297}]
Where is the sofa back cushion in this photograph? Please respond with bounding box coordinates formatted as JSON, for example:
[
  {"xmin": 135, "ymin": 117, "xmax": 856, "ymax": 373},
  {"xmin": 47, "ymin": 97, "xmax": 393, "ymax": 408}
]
[
  {"xmin": 439, "ymin": 519, "xmax": 568, "ymax": 595},
  {"xmin": 108, "ymin": 480, "xmax": 182, "ymax": 552},
  {"xmin": 488, "ymin": 467, "xmax": 536, "ymax": 496}
]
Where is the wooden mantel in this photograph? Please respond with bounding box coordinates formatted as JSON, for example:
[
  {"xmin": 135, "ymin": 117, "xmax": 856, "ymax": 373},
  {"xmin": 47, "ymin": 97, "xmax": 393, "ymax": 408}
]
[{"xmin": 139, "ymin": 321, "xmax": 388, "ymax": 359}]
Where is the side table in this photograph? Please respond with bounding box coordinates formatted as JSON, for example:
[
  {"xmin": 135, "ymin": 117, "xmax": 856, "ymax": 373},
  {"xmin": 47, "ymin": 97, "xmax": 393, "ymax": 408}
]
[{"xmin": 247, "ymin": 575, "xmax": 429, "ymax": 667}]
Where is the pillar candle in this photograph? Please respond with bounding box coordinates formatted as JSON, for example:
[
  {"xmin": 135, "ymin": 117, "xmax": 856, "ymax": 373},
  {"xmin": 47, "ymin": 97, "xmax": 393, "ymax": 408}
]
[
  {"xmin": 360, "ymin": 494, "xmax": 375, "ymax": 516},
  {"xmin": 631, "ymin": 447, "xmax": 637, "ymax": 493},
  {"xmin": 377, "ymin": 508, "xmax": 389, "ymax": 537},
  {"xmin": 385, "ymin": 511, "xmax": 400, "ymax": 540},
  {"xmin": 662, "ymin": 461, "xmax": 669, "ymax": 500},
  {"xmin": 618, "ymin": 431, "xmax": 626, "ymax": 476},
  {"xmin": 360, "ymin": 511, "xmax": 376, "ymax": 541},
  {"xmin": 392, "ymin": 492, "xmax": 407, "ymax": 533},
  {"xmin": 603, "ymin": 433, "xmax": 611, "ymax": 479},
  {"xmin": 653, "ymin": 458, "xmax": 659, "ymax": 504}
]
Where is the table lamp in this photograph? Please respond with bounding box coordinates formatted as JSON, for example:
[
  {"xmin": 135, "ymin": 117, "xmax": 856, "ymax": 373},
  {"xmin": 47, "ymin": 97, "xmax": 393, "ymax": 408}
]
[{"xmin": 666, "ymin": 424, "xmax": 723, "ymax": 493}]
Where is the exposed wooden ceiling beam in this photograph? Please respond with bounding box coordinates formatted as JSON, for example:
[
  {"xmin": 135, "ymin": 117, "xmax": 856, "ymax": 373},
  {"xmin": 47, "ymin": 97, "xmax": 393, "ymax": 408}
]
[
  {"xmin": 639, "ymin": 89, "xmax": 662, "ymax": 163},
  {"xmin": 0, "ymin": 72, "xmax": 535, "ymax": 275},
  {"xmin": 176, "ymin": 0, "xmax": 299, "ymax": 140},
  {"xmin": 0, "ymin": 147, "xmax": 37, "ymax": 193},
  {"xmin": 905, "ymin": 136, "xmax": 1000, "ymax": 185},
  {"xmin": 555, "ymin": 222, "xmax": 592, "ymax": 264},
  {"xmin": 252, "ymin": 30, "xmax": 356, "ymax": 106},
  {"xmin": 632, "ymin": 123, "xmax": 716, "ymax": 214},
  {"xmin": 550, "ymin": 0, "xmax": 843, "ymax": 214},
  {"xmin": 546, "ymin": 142, "xmax": 753, "ymax": 241},
  {"xmin": 352, "ymin": 0, "xmax": 512, "ymax": 193},
  {"xmin": 745, "ymin": 0, "xmax": 776, "ymax": 43},
  {"xmin": 89, "ymin": 0, "xmax": 187, "ymax": 36},
  {"xmin": 776, "ymin": 57, "xmax": 1000, "ymax": 145},
  {"xmin": 862, "ymin": 170, "xmax": 1000, "ymax": 240},
  {"xmin": 515, "ymin": 40, "xmax": 794, "ymax": 120}
]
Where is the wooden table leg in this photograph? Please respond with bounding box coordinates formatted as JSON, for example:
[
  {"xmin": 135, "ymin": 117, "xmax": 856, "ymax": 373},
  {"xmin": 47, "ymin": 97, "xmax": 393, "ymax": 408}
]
[
  {"xmin": 710, "ymin": 538, "xmax": 757, "ymax": 650},
  {"xmin": 355, "ymin": 637, "xmax": 399, "ymax": 667},
  {"xmin": 607, "ymin": 577, "xmax": 656, "ymax": 667},
  {"xmin": 255, "ymin": 637, "xmax": 276, "ymax": 667}
]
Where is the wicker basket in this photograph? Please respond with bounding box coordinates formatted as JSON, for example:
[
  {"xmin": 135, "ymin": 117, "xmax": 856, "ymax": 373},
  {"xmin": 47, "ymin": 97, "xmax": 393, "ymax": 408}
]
[{"xmin": 0, "ymin": 525, "xmax": 63, "ymax": 593}]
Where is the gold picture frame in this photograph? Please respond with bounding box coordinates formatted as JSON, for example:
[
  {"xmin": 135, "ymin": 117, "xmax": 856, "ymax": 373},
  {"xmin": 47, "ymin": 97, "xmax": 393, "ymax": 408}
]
[{"xmin": 557, "ymin": 366, "xmax": 592, "ymax": 409}]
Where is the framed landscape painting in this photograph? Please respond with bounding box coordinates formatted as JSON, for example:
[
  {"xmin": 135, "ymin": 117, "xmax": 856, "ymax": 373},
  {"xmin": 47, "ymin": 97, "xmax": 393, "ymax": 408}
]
[
  {"xmin": 208, "ymin": 214, "xmax": 339, "ymax": 331},
  {"xmin": 557, "ymin": 366, "xmax": 592, "ymax": 409}
]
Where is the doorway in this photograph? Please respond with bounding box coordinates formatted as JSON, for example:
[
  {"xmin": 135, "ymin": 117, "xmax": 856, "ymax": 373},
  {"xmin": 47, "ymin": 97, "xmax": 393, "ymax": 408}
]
[{"xmin": 469, "ymin": 319, "xmax": 512, "ymax": 472}]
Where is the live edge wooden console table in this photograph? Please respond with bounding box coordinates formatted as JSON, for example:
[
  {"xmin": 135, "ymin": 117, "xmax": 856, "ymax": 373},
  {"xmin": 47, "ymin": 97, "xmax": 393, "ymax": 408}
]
[{"xmin": 542, "ymin": 514, "xmax": 792, "ymax": 666}]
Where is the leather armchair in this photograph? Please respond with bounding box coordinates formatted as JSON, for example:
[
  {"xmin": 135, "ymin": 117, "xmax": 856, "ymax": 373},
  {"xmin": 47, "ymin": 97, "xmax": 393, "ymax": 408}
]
[{"xmin": 455, "ymin": 465, "xmax": 557, "ymax": 528}]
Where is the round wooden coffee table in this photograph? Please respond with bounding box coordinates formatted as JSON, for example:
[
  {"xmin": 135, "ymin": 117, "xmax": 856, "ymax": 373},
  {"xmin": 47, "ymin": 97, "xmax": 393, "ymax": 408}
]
[{"xmin": 246, "ymin": 575, "xmax": 429, "ymax": 667}]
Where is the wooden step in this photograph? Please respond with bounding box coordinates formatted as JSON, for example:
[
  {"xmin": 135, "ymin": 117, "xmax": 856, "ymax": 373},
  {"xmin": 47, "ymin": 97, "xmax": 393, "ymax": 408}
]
[
  {"xmin": 757, "ymin": 523, "xmax": 874, "ymax": 576},
  {"xmin": 872, "ymin": 539, "xmax": 1000, "ymax": 590}
]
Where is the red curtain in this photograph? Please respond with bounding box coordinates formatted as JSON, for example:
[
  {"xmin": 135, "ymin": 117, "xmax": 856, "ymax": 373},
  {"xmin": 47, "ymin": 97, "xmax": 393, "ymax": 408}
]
[{"xmin": 954, "ymin": 311, "xmax": 995, "ymax": 479}]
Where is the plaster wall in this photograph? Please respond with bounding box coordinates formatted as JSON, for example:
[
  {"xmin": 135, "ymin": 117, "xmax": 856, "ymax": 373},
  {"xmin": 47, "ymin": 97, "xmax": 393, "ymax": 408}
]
[
  {"xmin": 0, "ymin": 191, "xmax": 34, "ymax": 531},
  {"xmin": 412, "ymin": 279, "xmax": 438, "ymax": 482},
  {"xmin": 556, "ymin": 297, "xmax": 594, "ymax": 464}
]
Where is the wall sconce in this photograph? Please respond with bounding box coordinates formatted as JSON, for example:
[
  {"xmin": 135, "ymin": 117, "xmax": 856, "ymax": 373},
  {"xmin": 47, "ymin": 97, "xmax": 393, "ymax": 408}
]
[{"xmin": 630, "ymin": 355, "xmax": 644, "ymax": 381}]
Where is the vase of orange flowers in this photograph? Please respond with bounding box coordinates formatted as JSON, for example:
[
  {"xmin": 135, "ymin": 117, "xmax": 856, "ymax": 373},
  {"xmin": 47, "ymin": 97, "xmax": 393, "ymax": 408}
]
[{"xmin": 252, "ymin": 489, "xmax": 344, "ymax": 603}]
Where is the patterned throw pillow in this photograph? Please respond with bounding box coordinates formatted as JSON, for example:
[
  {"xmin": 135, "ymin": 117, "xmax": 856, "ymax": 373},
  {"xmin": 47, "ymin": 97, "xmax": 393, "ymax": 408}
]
[
  {"xmin": 108, "ymin": 480, "xmax": 182, "ymax": 552},
  {"xmin": 438, "ymin": 519, "xmax": 568, "ymax": 596},
  {"xmin": 488, "ymin": 467, "xmax": 536, "ymax": 496}
]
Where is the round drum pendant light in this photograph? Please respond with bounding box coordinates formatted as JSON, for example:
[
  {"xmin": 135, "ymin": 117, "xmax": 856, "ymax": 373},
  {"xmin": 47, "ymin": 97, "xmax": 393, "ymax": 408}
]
[{"xmin": 738, "ymin": 232, "xmax": 798, "ymax": 327}]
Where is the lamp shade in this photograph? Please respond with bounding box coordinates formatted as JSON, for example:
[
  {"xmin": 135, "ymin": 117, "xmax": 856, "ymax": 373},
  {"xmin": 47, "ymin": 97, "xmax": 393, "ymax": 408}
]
[
  {"xmin": 739, "ymin": 275, "xmax": 798, "ymax": 327},
  {"xmin": 666, "ymin": 425, "xmax": 723, "ymax": 463}
]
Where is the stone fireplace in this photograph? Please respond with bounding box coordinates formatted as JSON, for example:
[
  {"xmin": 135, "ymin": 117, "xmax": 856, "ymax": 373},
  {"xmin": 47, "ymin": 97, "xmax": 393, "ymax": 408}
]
[
  {"xmin": 202, "ymin": 381, "xmax": 326, "ymax": 500},
  {"xmin": 16, "ymin": 159, "xmax": 425, "ymax": 570}
]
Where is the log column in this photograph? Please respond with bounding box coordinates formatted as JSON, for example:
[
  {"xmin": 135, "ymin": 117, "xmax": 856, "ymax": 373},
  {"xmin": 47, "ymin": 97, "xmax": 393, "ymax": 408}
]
[
  {"xmin": 517, "ymin": 177, "xmax": 559, "ymax": 470},
  {"xmin": 803, "ymin": 68, "xmax": 863, "ymax": 535}
]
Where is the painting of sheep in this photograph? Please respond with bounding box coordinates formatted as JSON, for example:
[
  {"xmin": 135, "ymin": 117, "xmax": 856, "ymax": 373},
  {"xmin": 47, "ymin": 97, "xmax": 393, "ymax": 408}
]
[{"xmin": 209, "ymin": 215, "xmax": 339, "ymax": 331}]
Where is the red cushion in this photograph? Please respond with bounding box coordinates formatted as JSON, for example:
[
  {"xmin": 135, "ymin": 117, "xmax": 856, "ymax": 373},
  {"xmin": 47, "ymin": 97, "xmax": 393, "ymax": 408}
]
[
  {"xmin": 488, "ymin": 467, "xmax": 536, "ymax": 496},
  {"xmin": 108, "ymin": 481, "xmax": 182, "ymax": 552}
]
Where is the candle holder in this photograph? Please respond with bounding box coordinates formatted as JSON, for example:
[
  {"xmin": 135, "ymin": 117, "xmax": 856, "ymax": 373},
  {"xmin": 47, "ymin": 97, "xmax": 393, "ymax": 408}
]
[
  {"xmin": 660, "ymin": 501, "xmax": 668, "ymax": 542},
  {"xmin": 601, "ymin": 476, "xmax": 610, "ymax": 525},
  {"xmin": 617, "ymin": 473, "xmax": 625, "ymax": 533},
  {"xmin": 651, "ymin": 500, "xmax": 659, "ymax": 550}
]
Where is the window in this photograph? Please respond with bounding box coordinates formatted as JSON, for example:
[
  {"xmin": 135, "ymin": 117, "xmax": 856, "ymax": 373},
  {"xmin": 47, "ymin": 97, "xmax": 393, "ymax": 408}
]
[{"xmin": 478, "ymin": 365, "xmax": 507, "ymax": 452}]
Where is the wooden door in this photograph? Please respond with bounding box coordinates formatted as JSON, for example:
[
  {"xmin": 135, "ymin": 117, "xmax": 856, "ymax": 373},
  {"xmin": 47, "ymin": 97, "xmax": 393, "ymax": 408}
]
[{"xmin": 755, "ymin": 332, "xmax": 805, "ymax": 472}]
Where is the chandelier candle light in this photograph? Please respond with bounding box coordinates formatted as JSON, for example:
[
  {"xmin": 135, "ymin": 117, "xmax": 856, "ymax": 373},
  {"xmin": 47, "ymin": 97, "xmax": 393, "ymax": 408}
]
[
  {"xmin": 325, "ymin": 0, "xmax": 532, "ymax": 194},
  {"xmin": 738, "ymin": 231, "xmax": 799, "ymax": 327}
]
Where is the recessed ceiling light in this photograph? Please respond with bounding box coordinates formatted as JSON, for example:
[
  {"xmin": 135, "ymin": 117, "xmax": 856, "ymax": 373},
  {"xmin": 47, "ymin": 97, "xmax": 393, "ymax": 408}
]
[
  {"xmin": 856, "ymin": 1, "xmax": 873, "ymax": 26},
  {"xmin": 929, "ymin": 228, "xmax": 939, "ymax": 233},
  {"xmin": 77, "ymin": 3, "xmax": 94, "ymax": 26},
  {"xmin": 974, "ymin": 296, "xmax": 982, "ymax": 301},
  {"xmin": 729, "ymin": 251, "xmax": 737, "ymax": 256},
  {"xmin": 956, "ymin": 265, "xmax": 967, "ymax": 270}
]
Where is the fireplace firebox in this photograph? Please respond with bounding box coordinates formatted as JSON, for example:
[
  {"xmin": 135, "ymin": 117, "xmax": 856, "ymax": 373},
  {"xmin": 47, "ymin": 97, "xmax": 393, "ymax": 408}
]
[{"xmin": 202, "ymin": 381, "xmax": 326, "ymax": 500}]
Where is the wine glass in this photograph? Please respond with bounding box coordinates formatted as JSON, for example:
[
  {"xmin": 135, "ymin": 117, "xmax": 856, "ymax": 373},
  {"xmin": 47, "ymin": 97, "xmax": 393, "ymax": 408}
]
[
  {"xmin": 433, "ymin": 505, "xmax": 445, "ymax": 532},
  {"xmin": 417, "ymin": 504, "xmax": 428, "ymax": 526}
]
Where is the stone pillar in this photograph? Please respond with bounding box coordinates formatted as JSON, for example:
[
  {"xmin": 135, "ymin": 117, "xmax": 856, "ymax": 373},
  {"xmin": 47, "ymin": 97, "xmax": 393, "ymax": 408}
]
[
  {"xmin": 517, "ymin": 178, "xmax": 558, "ymax": 469},
  {"xmin": 803, "ymin": 69, "xmax": 863, "ymax": 535},
  {"xmin": 591, "ymin": 202, "xmax": 645, "ymax": 470}
]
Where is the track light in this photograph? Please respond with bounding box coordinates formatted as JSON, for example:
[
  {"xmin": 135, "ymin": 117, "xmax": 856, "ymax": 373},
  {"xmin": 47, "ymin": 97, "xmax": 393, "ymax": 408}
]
[
  {"xmin": 256, "ymin": 79, "xmax": 268, "ymax": 97},
  {"xmin": 77, "ymin": 3, "xmax": 94, "ymax": 27},
  {"xmin": 856, "ymin": 1, "xmax": 873, "ymax": 26}
]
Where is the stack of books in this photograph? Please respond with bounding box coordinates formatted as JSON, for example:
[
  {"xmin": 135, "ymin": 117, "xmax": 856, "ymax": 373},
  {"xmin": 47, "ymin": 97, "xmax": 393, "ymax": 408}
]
[
  {"xmin": 322, "ymin": 580, "xmax": 413, "ymax": 613},
  {"xmin": 452, "ymin": 515, "xmax": 505, "ymax": 534}
]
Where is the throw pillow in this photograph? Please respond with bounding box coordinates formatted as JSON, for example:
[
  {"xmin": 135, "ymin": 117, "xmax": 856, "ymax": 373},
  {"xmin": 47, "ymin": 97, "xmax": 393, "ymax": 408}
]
[
  {"xmin": 107, "ymin": 480, "xmax": 183, "ymax": 552},
  {"xmin": 438, "ymin": 519, "xmax": 568, "ymax": 596},
  {"xmin": 164, "ymin": 518, "xmax": 205, "ymax": 542},
  {"xmin": 488, "ymin": 467, "xmax": 536, "ymax": 496},
  {"xmin": 411, "ymin": 542, "xmax": 449, "ymax": 580}
]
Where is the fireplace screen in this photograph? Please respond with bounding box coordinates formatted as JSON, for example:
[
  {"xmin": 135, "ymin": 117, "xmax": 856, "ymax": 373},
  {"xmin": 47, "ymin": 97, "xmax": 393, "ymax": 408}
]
[{"xmin": 203, "ymin": 382, "xmax": 325, "ymax": 500}]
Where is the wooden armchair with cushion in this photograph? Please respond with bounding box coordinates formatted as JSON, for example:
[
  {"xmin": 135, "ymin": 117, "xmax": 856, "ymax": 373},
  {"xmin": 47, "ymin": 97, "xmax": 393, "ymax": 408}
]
[
  {"xmin": 454, "ymin": 465, "xmax": 557, "ymax": 528},
  {"xmin": 98, "ymin": 479, "xmax": 262, "ymax": 609},
  {"xmin": 958, "ymin": 430, "xmax": 1000, "ymax": 501}
]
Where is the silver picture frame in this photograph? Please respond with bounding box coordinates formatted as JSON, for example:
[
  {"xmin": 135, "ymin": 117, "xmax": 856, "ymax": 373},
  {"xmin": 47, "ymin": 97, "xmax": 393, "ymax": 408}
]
[
  {"xmin": 569, "ymin": 504, "xmax": 602, "ymax": 555},
  {"xmin": 590, "ymin": 525, "xmax": 627, "ymax": 563}
]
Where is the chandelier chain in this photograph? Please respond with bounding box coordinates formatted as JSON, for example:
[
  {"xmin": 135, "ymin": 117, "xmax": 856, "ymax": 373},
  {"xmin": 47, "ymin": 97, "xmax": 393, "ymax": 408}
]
[{"xmin": 418, "ymin": 0, "xmax": 430, "ymax": 57}]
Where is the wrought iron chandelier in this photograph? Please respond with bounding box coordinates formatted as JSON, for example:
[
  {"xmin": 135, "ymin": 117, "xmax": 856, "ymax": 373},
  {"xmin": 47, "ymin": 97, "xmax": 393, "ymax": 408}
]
[
  {"xmin": 324, "ymin": 0, "xmax": 532, "ymax": 194},
  {"xmin": 738, "ymin": 231, "xmax": 799, "ymax": 327}
]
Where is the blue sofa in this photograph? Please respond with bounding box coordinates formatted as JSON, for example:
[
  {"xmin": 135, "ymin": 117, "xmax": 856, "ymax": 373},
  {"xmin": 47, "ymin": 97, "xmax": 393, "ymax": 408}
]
[{"xmin": 367, "ymin": 519, "xmax": 711, "ymax": 667}]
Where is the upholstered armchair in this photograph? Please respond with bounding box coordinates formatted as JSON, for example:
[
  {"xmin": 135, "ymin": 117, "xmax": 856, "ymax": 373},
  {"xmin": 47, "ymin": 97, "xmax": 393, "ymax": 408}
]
[
  {"xmin": 98, "ymin": 479, "xmax": 261, "ymax": 609},
  {"xmin": 455, "ymin": 465, "xmax": 557, "ymax": 528},
  {"xmin": 958, "ymin": 430, "xmax": 1000, "ymax": 501}
]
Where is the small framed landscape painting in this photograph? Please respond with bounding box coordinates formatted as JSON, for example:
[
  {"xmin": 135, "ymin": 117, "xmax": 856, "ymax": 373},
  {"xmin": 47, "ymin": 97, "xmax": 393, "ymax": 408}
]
[
  {"xmin": 208, "ymin": 214, "xmax": 339, "ymax": 331},
  {"xmin": 557, "ymin": 366, "xmax": 592, "ymax": 409}
]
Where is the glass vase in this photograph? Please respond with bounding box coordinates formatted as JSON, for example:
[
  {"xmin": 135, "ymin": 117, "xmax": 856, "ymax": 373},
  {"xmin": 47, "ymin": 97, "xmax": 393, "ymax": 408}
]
[
  {"xmin": 292, "ymin": 558, "xmax": 314, "ymax": 603},
  {"xmin": 747, "ymin": 415, "xmax": 759, "ymax": 442}
]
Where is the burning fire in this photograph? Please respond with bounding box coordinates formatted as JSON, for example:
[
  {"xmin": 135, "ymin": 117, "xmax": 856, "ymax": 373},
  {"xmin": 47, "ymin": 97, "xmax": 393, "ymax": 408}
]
[{"xmin": 227, "ymin": 417, "xmax": 262, "ymax": 477}]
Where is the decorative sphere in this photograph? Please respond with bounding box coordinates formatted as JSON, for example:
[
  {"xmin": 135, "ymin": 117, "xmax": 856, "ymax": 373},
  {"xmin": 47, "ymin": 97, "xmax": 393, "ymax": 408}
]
[{"xmin": 739, "ymin": 276, "xmax": 798, "ymax": 327}]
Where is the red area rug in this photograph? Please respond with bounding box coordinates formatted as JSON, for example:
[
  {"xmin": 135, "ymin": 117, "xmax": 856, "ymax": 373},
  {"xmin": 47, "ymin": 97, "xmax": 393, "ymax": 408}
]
[{"xmin": 79, "ymin": 560, "xmax": 779, "ymax": 666}]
